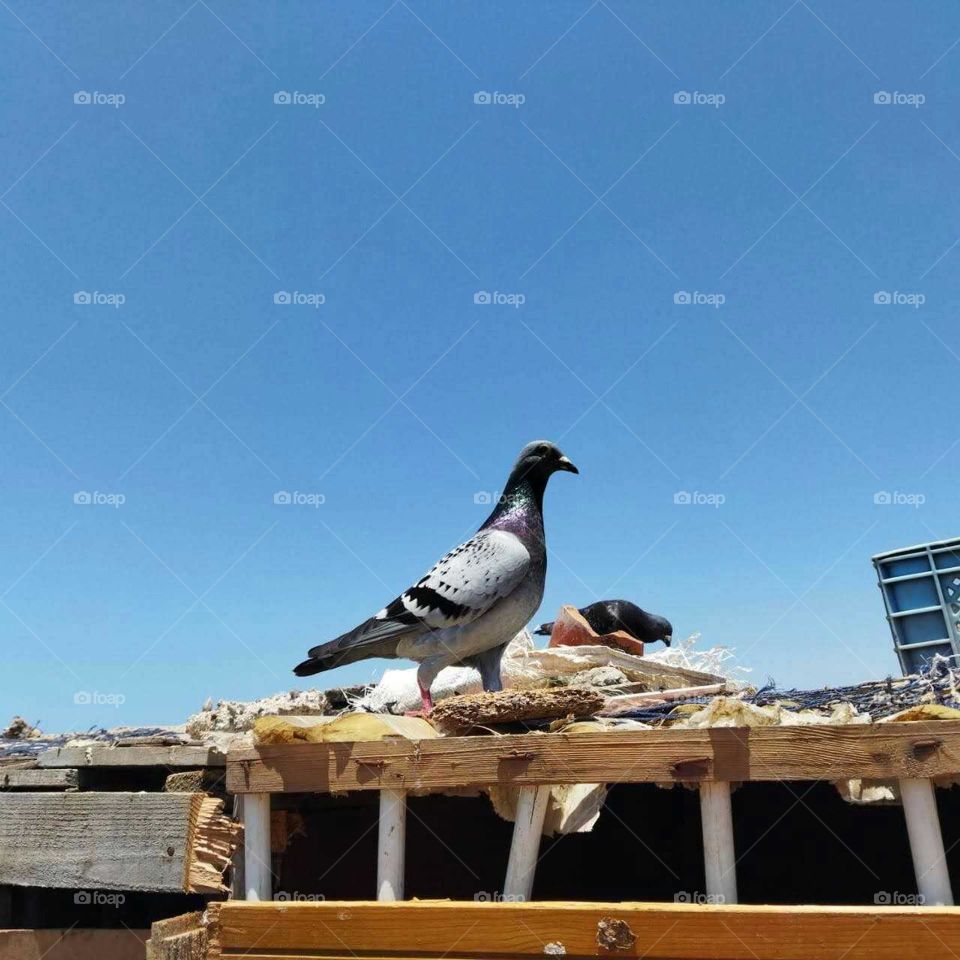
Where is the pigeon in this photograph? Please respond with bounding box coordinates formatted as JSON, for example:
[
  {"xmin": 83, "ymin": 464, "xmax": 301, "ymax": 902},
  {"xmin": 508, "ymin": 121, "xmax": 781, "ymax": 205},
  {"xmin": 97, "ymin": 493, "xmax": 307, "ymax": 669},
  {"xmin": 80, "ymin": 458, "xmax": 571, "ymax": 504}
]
[
  {"xmin": 535, "ymin": 599, "xmax": 673, "ymax": 647},
  {"xmin": 293, "ymin": 441, "xmax": 578, "ymax": 711}
]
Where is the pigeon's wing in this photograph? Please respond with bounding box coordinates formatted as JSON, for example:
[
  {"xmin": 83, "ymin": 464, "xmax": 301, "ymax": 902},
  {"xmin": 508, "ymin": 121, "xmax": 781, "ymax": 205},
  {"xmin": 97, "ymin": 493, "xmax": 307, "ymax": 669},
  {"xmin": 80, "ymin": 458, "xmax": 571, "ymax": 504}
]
[
  {"xmin": 390, "ymin": 528, "xmax": 531, "ymax": 630},
  {"xmin": 304, "ymin": 529, "xmax": 530, "ymax": 660}
]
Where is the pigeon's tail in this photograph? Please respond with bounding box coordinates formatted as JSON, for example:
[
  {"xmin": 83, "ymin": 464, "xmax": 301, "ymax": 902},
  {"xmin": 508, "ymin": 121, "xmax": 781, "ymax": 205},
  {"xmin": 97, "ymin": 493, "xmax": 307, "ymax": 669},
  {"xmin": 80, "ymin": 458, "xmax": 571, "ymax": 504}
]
[
  {"xmin": 533, "ymin": 621, "xmax": 554, "ymax": 637},
  {"xmin": 293, "ymin": 614, "xmax": 417, "ymax": 677}
]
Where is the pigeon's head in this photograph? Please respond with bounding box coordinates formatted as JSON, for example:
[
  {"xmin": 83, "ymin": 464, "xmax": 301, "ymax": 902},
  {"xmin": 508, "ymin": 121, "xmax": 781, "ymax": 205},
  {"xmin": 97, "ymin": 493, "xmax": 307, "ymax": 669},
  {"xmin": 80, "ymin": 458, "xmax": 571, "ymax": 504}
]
[{"xmin": 510, "ymin": 440, "xmax": 579, "ymax": 485}]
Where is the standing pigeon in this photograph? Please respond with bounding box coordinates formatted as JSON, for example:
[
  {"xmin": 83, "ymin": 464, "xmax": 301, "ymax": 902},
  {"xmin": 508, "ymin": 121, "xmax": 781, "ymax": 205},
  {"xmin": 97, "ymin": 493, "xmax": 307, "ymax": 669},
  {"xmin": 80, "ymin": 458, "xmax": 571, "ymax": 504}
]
[
  {"xmin": 293, "ymin": 441, "xmax": 578, "ymax": 711},
  {"xmin": 535, "ymin": 600, "xmax": 673, "ymax": 647}
]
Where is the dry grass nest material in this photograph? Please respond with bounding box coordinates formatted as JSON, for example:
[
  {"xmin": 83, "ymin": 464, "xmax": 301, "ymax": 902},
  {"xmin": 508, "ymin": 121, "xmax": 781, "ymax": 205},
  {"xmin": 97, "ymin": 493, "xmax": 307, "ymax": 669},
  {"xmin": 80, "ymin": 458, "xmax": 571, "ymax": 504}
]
[{"xmin": 430, "ymin": 687, "xmax": 605, "ymax": 735}]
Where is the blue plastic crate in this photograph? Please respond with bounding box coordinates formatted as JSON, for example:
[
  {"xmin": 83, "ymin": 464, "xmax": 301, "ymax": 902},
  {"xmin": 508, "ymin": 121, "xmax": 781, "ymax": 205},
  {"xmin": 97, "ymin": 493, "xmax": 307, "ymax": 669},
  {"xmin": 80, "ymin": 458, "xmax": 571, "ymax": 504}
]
[{"xmin": 872, "ymin": 536, "xmax": 960, "ymax": 674}]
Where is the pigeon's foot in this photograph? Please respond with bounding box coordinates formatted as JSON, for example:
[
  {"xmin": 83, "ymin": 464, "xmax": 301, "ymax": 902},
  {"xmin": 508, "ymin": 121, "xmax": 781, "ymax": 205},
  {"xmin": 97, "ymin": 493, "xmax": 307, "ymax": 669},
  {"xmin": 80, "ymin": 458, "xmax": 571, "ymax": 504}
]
[
  {"xmin": 416, "ymin": 681, "xmax": 434, "ymax": 714},
  {"xmin": 404, "ymin": 708, "xmax": 430, "ymax": 718}
]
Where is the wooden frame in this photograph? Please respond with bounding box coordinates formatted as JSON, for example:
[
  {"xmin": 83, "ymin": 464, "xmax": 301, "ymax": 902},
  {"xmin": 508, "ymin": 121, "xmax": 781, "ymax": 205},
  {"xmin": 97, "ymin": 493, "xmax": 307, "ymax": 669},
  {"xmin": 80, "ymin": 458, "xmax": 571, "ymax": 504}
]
[
  {"xmin": 204, "ymin": 900, "xmax": 960, "ymax": 959},
  {"xmin": 227, "ymin": 721, "xmax": 960, "ymax": 793}
]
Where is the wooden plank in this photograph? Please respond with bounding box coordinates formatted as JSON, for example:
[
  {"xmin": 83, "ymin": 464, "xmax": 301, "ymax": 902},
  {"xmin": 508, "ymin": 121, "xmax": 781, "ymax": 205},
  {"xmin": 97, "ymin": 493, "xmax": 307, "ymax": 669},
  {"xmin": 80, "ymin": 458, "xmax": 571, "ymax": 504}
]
[
  {"xmin": 0, "ymin": 928, "xmax": 148, "ymax": 960},
  {"xmin": 227, "ymin": 720, "xmax": 960, "ymax": 793},
  {"xmin": 146, "ymin": 912, "xmax": 207, "ymax": 960},
  {"xmin": 0, "ymin": 767, "xmax": 78, "ymax": 790},
  {"xmin": 0, "ymin": 792, "xmax": 240, "ymax": 892},
  {"xmin": 212, "ymin": 900, "xmax": 960, "ymax": 960},
  {"xmin": 38, "ymin": 744, "xmax": 225, "ymax": 768}
]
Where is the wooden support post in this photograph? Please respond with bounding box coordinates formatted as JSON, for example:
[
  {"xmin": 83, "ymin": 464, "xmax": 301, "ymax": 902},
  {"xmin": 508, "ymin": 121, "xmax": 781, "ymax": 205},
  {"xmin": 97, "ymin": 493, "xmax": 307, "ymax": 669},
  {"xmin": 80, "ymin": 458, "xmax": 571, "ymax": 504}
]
[
  {"xmin": 700, "ymin": 781, "xmax": 737, "ymax": 904},
  {"xmin": 377, "ymin": 788, "xmax": 407, "ymax": 901},
  {"xmin": 242, "ymin": 793, "xmax": 272, "ymax": 901},
  {"xmin": 900, "ymin": 778, "xmax": 954, "ymax": 906},
  {"xmin": 503, "ymin": 785, "xmax": 551, "ymax": 901}
]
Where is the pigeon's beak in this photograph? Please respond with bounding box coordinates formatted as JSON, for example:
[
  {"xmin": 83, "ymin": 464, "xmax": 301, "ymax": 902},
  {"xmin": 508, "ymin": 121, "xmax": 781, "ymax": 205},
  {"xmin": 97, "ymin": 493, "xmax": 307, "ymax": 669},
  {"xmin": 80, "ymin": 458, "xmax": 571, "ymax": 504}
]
[
  {"xmin": 663, "ymin": 635, "xmax": 672, "ymax": 647},
  {"xmin": 557, "ymin": 455, "xmax": 579, "ymax": 474}
]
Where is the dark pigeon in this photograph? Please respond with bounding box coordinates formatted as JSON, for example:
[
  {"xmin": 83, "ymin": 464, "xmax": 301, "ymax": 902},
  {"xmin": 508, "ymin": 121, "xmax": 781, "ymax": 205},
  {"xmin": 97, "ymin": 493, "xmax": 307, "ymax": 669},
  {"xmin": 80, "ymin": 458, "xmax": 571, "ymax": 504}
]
[
  {"xmin": 535, "ymin": 599, "xmax": 673, "ymax": 647},
  {"xmin": 294, "ymin": 441, "xmax": 578, "ymax": 710}
]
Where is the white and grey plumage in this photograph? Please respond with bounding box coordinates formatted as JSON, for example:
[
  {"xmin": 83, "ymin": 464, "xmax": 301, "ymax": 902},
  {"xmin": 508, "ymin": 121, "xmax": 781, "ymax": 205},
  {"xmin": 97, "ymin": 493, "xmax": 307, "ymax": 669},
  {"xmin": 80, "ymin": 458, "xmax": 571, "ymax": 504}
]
[{"xmin": 293, "ymin": 441, "xmax": 578, "ymax": 710}]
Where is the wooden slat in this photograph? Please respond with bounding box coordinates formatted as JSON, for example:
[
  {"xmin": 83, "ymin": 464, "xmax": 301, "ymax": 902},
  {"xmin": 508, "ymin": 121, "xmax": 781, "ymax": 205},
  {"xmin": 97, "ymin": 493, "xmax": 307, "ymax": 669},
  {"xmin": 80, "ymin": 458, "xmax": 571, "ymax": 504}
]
[
  {"xmin": 0, "ymin": 767, "xmax": 78, "ymax": 790},
  {"xmin": 226, "ymin": 720, "xmax": 960, "ymax": 793},
  {"xmin": 0, "ymin": 928, "xmax": 148, "ymax": 960},
  {"xmin": 211, "ymin": 900, "xmax": 960, "ymax": 960},
  {"xmin": 38, "ymin": 744, "xmax": 225, "ymax": 768},
  {"xmin": 0, "ymin": 792, "xmax": 239, "ymax": 892}
]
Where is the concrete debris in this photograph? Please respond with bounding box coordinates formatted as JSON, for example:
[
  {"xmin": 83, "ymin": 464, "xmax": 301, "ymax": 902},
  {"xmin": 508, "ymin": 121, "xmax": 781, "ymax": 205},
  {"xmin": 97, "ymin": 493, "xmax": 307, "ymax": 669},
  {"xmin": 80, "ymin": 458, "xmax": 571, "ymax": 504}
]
[
  {"xmin": 429, "ymin": 687, "xmax": 606, "ymax": 735},
  {"xmin": 185, "ymin": 689, "xmax": 329, "ymax": 738}
]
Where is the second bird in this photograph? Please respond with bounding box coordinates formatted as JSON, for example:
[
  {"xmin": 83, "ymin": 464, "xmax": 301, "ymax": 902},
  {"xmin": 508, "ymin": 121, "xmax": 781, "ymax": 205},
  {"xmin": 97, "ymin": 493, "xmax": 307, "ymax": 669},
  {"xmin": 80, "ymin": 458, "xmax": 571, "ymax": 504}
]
[{"xmin": 293, "ymin": 441, "xmax": 578, "ymax": 711}]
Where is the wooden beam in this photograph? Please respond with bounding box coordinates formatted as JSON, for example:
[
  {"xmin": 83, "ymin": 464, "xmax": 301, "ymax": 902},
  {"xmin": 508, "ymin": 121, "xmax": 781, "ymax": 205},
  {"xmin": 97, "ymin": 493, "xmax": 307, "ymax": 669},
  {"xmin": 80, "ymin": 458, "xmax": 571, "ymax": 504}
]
[
  {"xmin": 146, "ymin": 911, "xmax": 208, "ymax": 960},
  {"xmin": 227, "ymin": 720, "xmax": 960, "ymax": 794},
  {"xmin": 377, "ymin": 788, "xmax": 406, "ymax": 901},
  {"xmin": 0, "ymin": 928, "xmax": 148, "ymax": 960},
  {"xmin": 38, "ymin": 744, "xmax": 224, "ymax": 768},
  {"xmin": 0, "ymin": 768, "xmax": 78, "ymax": 790},
  {"xmin": 700, "ymin": 781, "xmax": 737, "ymax": 904},
  {"xmin": 209, "ymin": 900, "xmax": 960, "ymax": 959},
  {"xmin": 503, "ymin": 785, "xmax": 550, "ymax": 901},
  {"xmin": 0, "ymin": 792, "xmax": 239, "ymax": 892},
  {"xmin": 900, "ymin": 777, "xmax": 954, "ymax": 905},
  {"xmin": 241, "ymin": 793, "xmax": 272, "ymax": 901}
]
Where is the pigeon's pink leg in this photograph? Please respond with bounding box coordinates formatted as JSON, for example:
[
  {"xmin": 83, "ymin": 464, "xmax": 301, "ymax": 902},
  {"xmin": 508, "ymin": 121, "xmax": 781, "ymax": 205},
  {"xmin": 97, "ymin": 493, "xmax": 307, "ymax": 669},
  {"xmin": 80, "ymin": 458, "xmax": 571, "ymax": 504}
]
[{"xmin": 404, "ymin": 681, "xmax": 434, "ymax": 717}]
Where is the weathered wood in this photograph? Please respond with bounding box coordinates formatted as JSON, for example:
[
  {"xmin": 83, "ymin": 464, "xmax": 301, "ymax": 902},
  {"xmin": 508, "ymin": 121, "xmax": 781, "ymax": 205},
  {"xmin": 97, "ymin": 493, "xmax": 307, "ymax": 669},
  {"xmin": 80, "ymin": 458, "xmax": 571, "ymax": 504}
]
[
  {"xmin": 227, "ymin": 720, "xmax": 960, "ymax": 794},
  {"xmin": 38, "ymin": 744, "xmax": 225, "ymax": 768},
  {"xmin": 146, "ymin": 911, "xmax": 207, "ymax": 960},
  {"xmin": 0, "ymin": 767, "xmax": 78, "ymax": 790},
  {"xmin": 0, "ymin": 928, "xmax": 148, "ymax": 960},
  {"xmin": 0, "ymin": 792, "xmax": 239, "ymax": 892},
  {"xmin": 164, "ymin": 769, "xmax": 227, "ymax": 795},
  {"xmin": 212, "ymin": 900, "xmax": 960, "ymax": 959}
]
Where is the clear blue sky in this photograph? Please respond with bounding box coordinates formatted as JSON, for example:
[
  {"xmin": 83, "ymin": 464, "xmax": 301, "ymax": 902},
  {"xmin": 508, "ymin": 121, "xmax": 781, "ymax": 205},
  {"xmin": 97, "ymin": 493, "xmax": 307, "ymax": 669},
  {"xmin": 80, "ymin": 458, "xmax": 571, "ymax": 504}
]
[{"xmin": 3, "ymin": 1, "xmax": 959, "ymax": 731}]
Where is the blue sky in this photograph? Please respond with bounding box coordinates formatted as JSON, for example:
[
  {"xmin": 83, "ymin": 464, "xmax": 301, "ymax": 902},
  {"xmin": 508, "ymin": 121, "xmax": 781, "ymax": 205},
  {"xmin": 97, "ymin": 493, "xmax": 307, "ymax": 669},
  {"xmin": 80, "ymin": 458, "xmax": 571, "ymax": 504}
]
[{"xmin": 2, "ymin": 1, "xmax": 960, "ymax": 731}]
